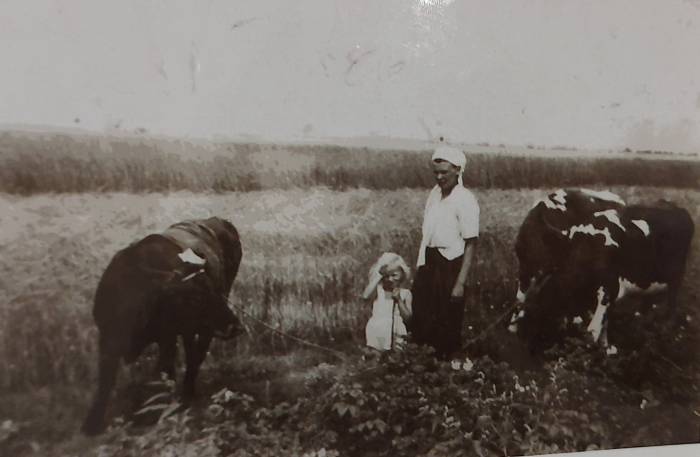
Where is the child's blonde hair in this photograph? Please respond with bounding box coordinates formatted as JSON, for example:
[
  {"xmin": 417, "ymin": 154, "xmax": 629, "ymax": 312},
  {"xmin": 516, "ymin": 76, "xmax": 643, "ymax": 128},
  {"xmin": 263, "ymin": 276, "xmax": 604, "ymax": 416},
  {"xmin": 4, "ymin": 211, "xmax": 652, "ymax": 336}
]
[{"xmin": 361, "ymin": 252, "xmax": 410, "ymax": 299}]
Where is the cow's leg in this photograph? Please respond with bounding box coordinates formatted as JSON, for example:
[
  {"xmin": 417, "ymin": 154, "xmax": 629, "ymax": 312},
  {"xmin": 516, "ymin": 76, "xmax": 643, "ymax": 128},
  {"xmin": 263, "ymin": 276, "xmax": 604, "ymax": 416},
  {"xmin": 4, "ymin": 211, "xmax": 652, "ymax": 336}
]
[
  {"xmin": 125, "ymin": 330, "xmax": 152, "ymax": 364},
  {"xmin": 182, "ymin": 331, "xmax": 213, "ymax": 401},
  {"xmin": 587, "ymin": 279, "xmax": 621, "ymax": 349},
  {"xmin": 664, "ymin": 278, "xmax": 682, "ymax": 317},
  {"xmin": 587, "ymin": 286, "xmax": 610, "ymax": 345},
  {"xmin": 157, "ymin": 332, "xmax": 178, "ymax": 381},
  {"xmin": 82, "ymin": 338, "xmax": 121, "ymax": 435},
  {"xmin": 599, "ymin": 315, "xmax": 610, "ymax": 348}
]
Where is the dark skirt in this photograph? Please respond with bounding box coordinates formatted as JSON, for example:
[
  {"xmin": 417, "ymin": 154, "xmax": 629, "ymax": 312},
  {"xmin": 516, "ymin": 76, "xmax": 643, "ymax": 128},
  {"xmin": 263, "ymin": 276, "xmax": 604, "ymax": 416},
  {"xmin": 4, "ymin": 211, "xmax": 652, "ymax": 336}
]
[{"xmin": 410, "ymin": 247, "xmax": 465, "ymax": 359}]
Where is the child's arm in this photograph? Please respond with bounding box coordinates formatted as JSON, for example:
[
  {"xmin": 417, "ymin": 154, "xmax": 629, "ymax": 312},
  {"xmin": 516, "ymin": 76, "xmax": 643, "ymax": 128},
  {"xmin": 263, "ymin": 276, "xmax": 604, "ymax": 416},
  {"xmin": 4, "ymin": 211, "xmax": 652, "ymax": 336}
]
[
  {"xmin": 397, "ymin": 289, "xmax": 413, "ymax": 322},
  {"xmin": 361, "ymin": 269, "xmax": 382, "ymax": 300}
]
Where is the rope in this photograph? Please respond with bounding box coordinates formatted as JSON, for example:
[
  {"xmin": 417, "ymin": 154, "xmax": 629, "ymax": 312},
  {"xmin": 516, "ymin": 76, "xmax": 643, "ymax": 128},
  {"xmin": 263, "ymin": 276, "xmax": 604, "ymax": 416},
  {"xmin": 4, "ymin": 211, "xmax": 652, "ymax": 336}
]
[
  {"xmin": 659, "ymin": 355, "xmax": 684, "ymax": 373},
  {"xmin": 463, "ymin": 301, "xmax": 521, "ymax": 347},
  {"xmin": 224, "ymin": 293, "xmax": 518, "ymax": 360},
  {"xmin": 223, "ymin": 296, "xmax": 349, "ymax": 362}
]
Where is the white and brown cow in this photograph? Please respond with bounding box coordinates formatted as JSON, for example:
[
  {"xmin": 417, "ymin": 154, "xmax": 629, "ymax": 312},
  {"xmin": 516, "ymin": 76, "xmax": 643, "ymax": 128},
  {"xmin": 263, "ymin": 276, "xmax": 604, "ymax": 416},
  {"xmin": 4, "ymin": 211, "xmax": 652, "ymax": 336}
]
[{"xmin": 509, "ymin": 188, "xmax": 694, "ymax": 353}]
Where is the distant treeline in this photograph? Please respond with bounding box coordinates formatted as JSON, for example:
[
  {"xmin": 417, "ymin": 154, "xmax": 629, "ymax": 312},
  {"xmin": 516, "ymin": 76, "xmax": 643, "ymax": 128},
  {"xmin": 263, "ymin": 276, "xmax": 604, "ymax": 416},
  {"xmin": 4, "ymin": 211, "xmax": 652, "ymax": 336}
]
[{"xmin": 1, "ymin": 132, "xmax": 698, "ymax": 194}]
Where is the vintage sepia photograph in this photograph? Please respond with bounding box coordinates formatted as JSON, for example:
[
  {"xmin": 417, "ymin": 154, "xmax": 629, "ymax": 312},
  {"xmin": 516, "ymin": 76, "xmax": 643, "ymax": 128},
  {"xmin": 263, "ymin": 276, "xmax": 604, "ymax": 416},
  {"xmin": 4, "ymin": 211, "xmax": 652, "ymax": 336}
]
[{"xmin": 1, "ymin": 1, "xmax": 699, "ymax": 456}]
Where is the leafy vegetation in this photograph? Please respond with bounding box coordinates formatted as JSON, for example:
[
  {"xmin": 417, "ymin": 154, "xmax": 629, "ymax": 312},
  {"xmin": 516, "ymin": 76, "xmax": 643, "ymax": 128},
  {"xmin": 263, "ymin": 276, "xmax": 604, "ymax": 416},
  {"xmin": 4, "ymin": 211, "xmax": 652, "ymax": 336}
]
[{"xmin": 77, "ymin": 341, "xmax": 697, "ymax": 457}]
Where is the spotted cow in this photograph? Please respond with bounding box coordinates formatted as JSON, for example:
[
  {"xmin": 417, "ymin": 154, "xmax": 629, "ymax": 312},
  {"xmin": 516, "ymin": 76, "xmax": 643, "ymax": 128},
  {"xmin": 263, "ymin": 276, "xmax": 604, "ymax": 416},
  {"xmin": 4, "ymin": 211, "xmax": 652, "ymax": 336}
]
[{"xmin": 509, "ymin": 189, "xmax": 694, "ymax": 353}]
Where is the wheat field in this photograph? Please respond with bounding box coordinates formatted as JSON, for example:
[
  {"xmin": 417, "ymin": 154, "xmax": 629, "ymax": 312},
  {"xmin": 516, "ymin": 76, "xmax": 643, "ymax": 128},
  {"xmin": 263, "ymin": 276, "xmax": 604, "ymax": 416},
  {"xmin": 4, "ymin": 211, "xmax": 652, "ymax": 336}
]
[
  {"xmin": 1, "ymin": 132, "xmax": 699, "ymax": 194},
  {"xmin": 1, "ymin": 186, "xmax": 698, "ymax": 390}
]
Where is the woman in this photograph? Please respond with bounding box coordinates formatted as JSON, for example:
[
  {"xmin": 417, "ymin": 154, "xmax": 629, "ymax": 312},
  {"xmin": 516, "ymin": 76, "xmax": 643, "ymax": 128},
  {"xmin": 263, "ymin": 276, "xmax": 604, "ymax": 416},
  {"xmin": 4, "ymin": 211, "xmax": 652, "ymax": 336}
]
[{"xmin": 411, "ymin": 146, "xmax": 479, "ymax": 360}]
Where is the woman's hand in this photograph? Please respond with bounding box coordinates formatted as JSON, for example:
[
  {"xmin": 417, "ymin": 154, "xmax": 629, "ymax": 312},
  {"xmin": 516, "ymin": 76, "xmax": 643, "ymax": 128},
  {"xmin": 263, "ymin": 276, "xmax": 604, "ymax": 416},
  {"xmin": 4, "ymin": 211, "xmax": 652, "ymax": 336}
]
[{"xmin": 450, "ymin": 282, "xmax": 466, "ymax": 301}]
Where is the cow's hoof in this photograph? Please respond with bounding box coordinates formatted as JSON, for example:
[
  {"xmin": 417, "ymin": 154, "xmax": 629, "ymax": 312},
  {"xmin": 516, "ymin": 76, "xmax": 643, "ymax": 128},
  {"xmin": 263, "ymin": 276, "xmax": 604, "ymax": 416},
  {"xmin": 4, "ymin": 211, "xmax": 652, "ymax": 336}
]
[{"xmin": 180, "ymin": 390, "xmax": 197, "ymax": 408}]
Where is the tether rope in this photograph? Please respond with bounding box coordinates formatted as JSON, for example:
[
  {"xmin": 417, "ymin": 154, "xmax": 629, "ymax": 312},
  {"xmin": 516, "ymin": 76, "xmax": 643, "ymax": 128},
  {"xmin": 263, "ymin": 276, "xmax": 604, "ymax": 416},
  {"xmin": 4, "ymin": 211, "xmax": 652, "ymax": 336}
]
[
  {"xmin": 223, "ymin": 294, "xmax": 517, "ymax": 360},
  {"xmin": 223, "ymin": 295, "xmax": 350, "ymax": 361},
  {"xmin": 463, "ymin": 301, "xmax": 521, "ymax": 347}
]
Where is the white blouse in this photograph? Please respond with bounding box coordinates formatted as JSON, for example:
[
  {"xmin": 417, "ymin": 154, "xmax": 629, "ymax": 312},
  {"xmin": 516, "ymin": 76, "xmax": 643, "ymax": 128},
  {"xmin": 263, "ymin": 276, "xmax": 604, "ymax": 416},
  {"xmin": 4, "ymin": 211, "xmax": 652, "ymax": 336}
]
[{"xmin": 417, "ymin": 185, "xmax": 479, "ymax": 267}]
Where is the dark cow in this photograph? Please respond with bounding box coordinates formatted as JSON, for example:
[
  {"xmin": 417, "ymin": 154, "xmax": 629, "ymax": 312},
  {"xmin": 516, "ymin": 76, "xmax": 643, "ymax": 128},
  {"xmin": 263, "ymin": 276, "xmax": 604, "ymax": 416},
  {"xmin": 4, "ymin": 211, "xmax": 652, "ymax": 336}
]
[
  {"xmin": 509, "ymin": 189, "xmax": 694, "ymax": 353},
  {"xmin": 81, "ymin": 217, "xmax": 243, "ymax": 435}
]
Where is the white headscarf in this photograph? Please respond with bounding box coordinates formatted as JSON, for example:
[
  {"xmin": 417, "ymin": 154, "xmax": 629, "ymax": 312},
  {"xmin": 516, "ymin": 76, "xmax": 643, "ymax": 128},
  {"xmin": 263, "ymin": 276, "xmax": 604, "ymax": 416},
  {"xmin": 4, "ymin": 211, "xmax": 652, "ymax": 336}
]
[
  {"xmin": 432, "ymin": 146, "xmax": 466, "ymax": 185},
  {"xmin": 361, "ymin": 252, "xmax": 410, "ymax": 299}
]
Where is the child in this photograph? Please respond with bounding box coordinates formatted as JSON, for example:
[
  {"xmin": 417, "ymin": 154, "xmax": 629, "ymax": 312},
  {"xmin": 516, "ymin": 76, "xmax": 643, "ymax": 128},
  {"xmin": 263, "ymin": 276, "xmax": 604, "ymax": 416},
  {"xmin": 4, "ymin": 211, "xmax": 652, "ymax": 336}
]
[{"xmin": 362, "ymin": 253, "xmax": 413, "ymax": 351}]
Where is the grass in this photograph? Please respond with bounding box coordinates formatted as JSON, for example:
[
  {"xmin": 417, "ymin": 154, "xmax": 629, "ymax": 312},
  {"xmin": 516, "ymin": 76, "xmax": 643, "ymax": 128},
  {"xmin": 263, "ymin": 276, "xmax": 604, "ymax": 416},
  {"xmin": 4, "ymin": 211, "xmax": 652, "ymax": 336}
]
[{"xmin": 1, "ymin": 131, "xmax": 699, "ymax": 193}]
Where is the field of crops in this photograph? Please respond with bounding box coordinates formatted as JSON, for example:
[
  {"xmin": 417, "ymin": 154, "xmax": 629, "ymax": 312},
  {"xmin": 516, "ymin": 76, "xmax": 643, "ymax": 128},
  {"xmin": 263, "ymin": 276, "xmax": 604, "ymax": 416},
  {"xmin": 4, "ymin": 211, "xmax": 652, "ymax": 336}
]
[
  {"xmin": 1, "ymin": 132, "xmax": 699, "ymax": 193},
  {"xmin": 0, "ymin": 136, "xmax": 699, "ymax": 456}
]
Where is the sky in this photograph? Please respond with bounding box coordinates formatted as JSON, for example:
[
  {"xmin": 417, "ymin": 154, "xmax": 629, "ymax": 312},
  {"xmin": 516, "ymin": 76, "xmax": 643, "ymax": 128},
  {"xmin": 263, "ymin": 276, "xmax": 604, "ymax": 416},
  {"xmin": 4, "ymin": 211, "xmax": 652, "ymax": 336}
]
[{"xmin": 1, "ymin": 0, "xmax": 700, "ymax": 153}]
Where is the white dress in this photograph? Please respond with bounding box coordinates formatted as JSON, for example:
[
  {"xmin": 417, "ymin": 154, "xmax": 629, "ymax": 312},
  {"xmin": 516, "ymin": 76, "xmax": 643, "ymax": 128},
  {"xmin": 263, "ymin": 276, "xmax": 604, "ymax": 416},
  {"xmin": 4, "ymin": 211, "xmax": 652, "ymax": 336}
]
[{"xmin": 365, "ymin": 288, "xmax": 410, "ymax": 351}]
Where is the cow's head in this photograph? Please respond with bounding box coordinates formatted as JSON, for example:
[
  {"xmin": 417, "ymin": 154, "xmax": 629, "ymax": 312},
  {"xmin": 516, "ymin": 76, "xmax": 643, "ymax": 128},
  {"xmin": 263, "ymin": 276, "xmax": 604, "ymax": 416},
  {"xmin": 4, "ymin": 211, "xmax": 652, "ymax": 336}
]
[
  {"xmin": 510, "ymin": 198, "xmax": 573, "ymax": 343},
  {"xmin": 162, "ymin": 286, "xmax": 243, "ymax": 340},
  {"xmin": 514, "ymin": 202, "xmax": 568, "ymax": 305},
  {"xmin": 197, "ymin": 217, "xmax": 243, "ymax": 340}
]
